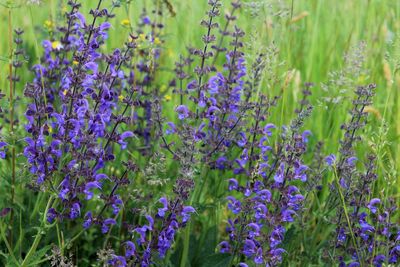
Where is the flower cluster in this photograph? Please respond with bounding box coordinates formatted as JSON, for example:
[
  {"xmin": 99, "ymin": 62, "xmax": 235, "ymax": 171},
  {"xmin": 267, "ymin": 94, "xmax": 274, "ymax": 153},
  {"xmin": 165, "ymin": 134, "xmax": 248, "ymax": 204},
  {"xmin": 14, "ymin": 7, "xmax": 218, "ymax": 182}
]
[
  {"xmin": 22, "ymin": 0, "xmax": 165, "ymax": 233},
  {"xmin": 109, "ymin": 193, "xmax": 195, "ymax": 266},
  {"xmin": 323, "ymin": 84, "xmax": 400, "ymax": 266},
  {"xmin": 217, "ymin": 89, "xmax": 314, "ymax": 266}
]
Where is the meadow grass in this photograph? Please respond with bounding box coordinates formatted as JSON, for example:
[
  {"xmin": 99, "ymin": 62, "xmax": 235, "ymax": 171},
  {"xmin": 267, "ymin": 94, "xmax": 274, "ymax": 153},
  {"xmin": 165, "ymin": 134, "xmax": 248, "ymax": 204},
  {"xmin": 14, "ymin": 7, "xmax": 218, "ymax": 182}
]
[{"xmin": 0, "ymin": 0, "xmax": 399, "ymax": 266}]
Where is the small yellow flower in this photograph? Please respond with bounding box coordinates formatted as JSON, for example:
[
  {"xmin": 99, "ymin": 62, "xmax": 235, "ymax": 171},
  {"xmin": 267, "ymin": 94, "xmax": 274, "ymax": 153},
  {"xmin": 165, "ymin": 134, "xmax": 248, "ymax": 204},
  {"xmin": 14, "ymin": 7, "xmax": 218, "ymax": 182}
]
[
  {"xmin": 51, "ymin": 41, "xmax": 63, "ymax": 50},
  {"xmin": 164, "ymin": 95, "xmax": 172, "ymax": 101},
  {"xmin": 63, "ymin": 90, "xmax": 68, "ymax": 96},
  {"xmin": 138, "ymin": 33, "xmax": 146, "ymax": 42},
  {"xmin": 118, "ymin": 95, "xmax": 125, "ymax": 102},
  {"xmin": 48, "ymin": 125, "xmax": 53, "ymax": 133},
  {"xmin": 72, "ymin": 60, "xmax": 79, "ymax": 65},
  {"xmin": 153, "ymin": 37, "xmax": 161, "ymax": 45},
  {"xmin": 44, "ymin": 20, "xmax": 54, "ymax": 30},
  {"xmin": 121, "ymin": 19, "xmax": 130, "ymax": 27}
]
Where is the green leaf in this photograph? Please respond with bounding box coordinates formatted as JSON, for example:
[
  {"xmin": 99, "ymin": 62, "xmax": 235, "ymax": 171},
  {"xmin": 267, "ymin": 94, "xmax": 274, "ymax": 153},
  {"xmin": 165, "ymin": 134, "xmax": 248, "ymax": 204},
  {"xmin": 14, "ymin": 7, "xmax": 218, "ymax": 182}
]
[
  {"xmin": 200, "ymin": 253, "xmax": 231, "ymax": 267},
  {"xmin": 25, "ymin": 245, "xmax": 52, "ymax": 266}
]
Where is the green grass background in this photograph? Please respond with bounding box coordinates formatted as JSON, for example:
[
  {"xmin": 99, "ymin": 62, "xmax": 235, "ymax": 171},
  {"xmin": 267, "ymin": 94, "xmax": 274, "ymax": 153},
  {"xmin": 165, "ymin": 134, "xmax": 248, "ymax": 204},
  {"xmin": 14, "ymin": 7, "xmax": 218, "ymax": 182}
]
[{"xmin": 0, "ymin": 0, "xmax": 399, "ymax": 265}]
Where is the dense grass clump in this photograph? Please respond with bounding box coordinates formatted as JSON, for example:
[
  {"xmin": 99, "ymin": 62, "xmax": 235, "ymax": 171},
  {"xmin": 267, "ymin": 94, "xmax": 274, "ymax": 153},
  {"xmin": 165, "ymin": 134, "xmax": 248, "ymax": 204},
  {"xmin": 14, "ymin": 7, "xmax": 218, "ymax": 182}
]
[{"xmin": 0, "ymin": 0, "xmax": 399, "ymax": 266}]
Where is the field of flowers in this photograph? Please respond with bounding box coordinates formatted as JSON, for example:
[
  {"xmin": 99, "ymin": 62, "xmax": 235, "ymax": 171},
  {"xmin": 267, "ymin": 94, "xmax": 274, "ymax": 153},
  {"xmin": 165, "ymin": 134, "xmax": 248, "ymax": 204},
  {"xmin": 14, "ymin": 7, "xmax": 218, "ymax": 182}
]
[{"xmin": 0, "ymin": 0, "xmax": 399, "ymax": 266}]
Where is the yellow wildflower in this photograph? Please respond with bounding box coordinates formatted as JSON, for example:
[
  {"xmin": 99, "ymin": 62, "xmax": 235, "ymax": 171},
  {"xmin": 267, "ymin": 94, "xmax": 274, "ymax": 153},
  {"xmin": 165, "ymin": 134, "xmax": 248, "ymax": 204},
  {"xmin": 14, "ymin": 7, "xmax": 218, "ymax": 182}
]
[
  {"xmin": 153, "ymin": 37, "xmax": 161, "ymax": 45},
  {"xmin": 63, "ymin": 90, "xmax": 68, "ymax": 96},
  {"xmin": 118, "ymin": 95, "xmax": 125, "ymax": 102},
  {"xmin": 44, "ymin": 20, "xmax": 54, "ymax": 30},
  {"xmin": 72, "ymin": 60, "xmax": 79, "ymax": 65},
  {"xmin": 51, "ymin": 41, "xmax": 63, "ymax": 50},
  {"xmin": 121, "ymin": 19, "xmax": 130, "ymax": 27},
  {"xmin": 48, "ymin": 125, "xmax": 53, "ymax": 133},
  {"xmin": 138, "ymin": 33, "xmax": 146, "ymax": 42},
  {"xmin": 164, "ymin": 95, "xmax": 172, "ymax": 102}
]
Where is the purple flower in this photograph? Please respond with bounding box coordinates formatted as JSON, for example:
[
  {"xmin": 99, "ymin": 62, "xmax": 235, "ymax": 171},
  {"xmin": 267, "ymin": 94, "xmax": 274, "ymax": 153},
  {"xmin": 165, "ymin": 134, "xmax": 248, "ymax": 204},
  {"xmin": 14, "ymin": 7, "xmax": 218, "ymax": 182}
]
[
  {"xmin": 187, "ymin": 80, "xmax": 198, "ymax": 90},
  {"xmin": 236, "ymin": 132, "xmax": 247, "ymax": 147},
  {"xmin": 142, "ymin": 16, "xmax": 151, "ymax": 25},
  {"xmin": 281, "ymin": 209, "xmax": 296, "ymax": 222},
  {"xmin": 84, "ymin": 181, "xmax": 102, "ymax": 200},
  {"xmin": 302, "ymin": 130, "xmax": 312, "ymax": 143},
  {"xmin": 181, "ymin": 206, "xmax": 195, "ymax": 223},
  {"xmin": 274, "ymin": 163, "xmax": 285, "ymax": 183},
  {"xmin": 108, "ymin": 255, "xmax": 127, "ymax": 267},
  {"xmin": 243, "ymin": 239, "xmax": 256, "ymax": 257},
  {"xmin": 373, "ymin": 254, "xmax": 386, "ymax": 267},
  {"xmin": 206, "ymin": 106, "xmax": 221, "ymax": 122},
  {"xmin": 347, "ymin": 156, "xmax": 358, "ymax": 166},
  {"xmin": 176, "ymin": 105, "xmax": 189, "ymax": 120},
  {"xmin": 208, "ymin": 73, "xmax": 225, "ymax": 94},
  {"xmin": 102, "ymin": 218, "xmax": 116, "ymax": 234},
  {"xmin": 165, "ymin": 122, "xmax": 176, "ymax": 135},
  {"xmin": 325, "ymin": 154, "xmax": 336, "ymax": 166},
  {"xmin": 118, "ymin": 131, "xmax": 135, "ymax": 149},
  {"xmin": 219, "ymin": 241, "xmax": 231, "ymax": 253},
  {"xmin": 367, "ymin": 198, "xmax": 381, "ymax": 214},
  {"xmin": 70, "ymin": 202, "xmax": 81, "ymax": 219},
  {"xmin": 83, "ymin": 212, "xmax": 93, "ymax": 229},
  {"xmin": 254, "ymin": 204, "xmax": 268, "ymax": 220},
  {"xmin": 158, "ymin": 197, "xmax": 168, "ymax": 217},
  {"xmin": 228, "ymin": 178, "xmax": 238, "ymax": 191},
  {"xmin": 47, "ymin": 208, "xmax": 57, "ymax": 223},
  {"xmin": 227, "ymin": 196, "xmax": 241, "ymax": 214},
  {"xmin": 246, "ymin": 223, "xmax": 260, "ymax": 238},
  {"xmin": 270, "ymin": 226, "xmax": 285, "ymax": 248},
  {"xmin": 0, "ymin": 142, "xmax": 7, "ymax": 159},
  {"xmin": 125, "ymin": 241, "xmax": 136, "ymax": 258},
  {"xmin": 263, "ymin": 123, "xmax": 276, "ymax": 136}
]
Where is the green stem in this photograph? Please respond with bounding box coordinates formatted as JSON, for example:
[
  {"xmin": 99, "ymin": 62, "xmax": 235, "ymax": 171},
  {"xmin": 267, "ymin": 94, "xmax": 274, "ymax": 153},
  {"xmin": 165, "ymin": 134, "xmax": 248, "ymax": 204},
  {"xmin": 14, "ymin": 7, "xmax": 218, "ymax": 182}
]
[
  {"xmin": 332, "ymin": 168, "xmax": 363, "ymax": 267},
  {"xmin": 20, "ymin": 196, "xmax": 54, "ymax": 267},
  {"xmin": 0, "ymin": 222, "xmax": 19, "ymax": 266}
]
